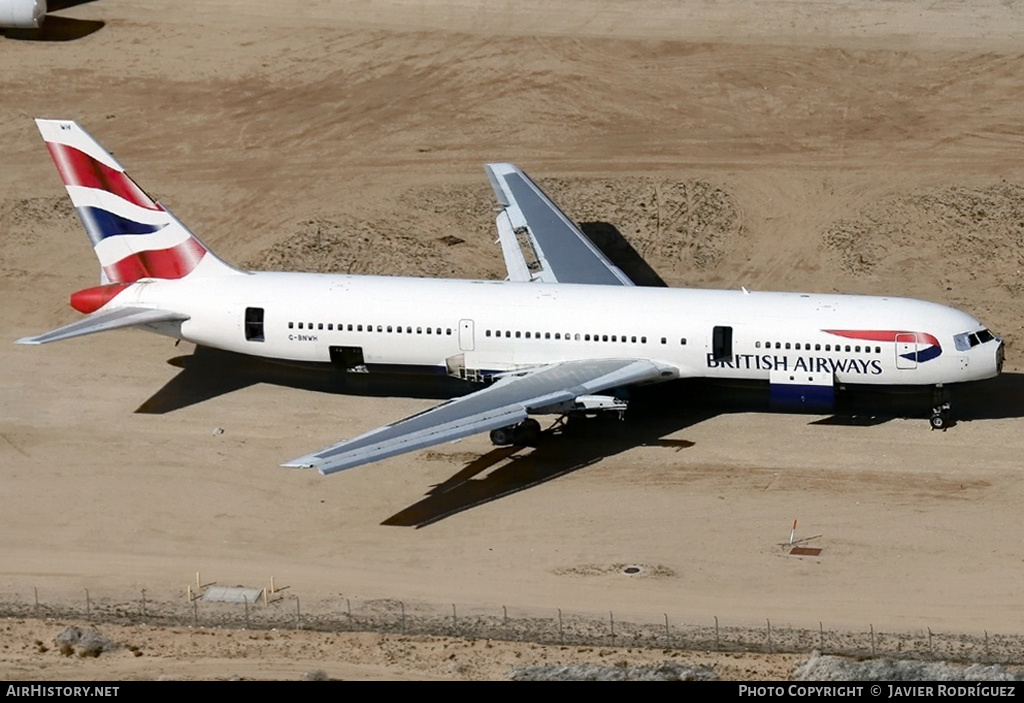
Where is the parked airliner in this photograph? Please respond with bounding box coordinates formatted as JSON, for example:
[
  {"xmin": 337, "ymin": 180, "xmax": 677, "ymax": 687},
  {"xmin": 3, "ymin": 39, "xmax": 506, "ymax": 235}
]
[{"xmin": 18, "ymin": 120, "xmax": 1005, "ymax": 474}]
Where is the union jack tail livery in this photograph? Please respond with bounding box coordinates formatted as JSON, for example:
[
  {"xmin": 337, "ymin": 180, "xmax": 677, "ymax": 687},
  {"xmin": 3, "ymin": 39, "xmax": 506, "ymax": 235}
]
[{"xmin": 36, "ymin": 119, "xmax": 238, "ymax": 285}]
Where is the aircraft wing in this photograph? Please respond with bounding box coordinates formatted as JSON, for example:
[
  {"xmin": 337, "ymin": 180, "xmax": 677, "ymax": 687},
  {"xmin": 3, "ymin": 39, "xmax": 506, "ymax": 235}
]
[
  {"xmin": 485, "ymin": 163, "xmax": 635, "ymax": 286},
  {"xmin": 283, "ymin": 358, "xmax": 672, "ymax": 475},
  {"xmin": 16, "ymin": 307, "xmax": 189, "ymax": 345}
]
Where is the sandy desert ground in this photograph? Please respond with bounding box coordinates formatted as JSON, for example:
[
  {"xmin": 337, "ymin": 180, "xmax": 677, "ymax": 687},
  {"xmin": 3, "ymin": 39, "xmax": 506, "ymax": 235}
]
[{"xmin": 2, "ymin": 0, "xmax": 1024, "ymax": 681}]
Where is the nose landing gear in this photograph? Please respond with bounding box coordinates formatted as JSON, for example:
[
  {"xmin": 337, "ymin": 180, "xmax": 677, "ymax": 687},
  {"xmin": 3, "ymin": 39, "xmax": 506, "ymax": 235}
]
[{"xmin": 930, "ymin": 385, "xmax": 951, "ymax": 431}]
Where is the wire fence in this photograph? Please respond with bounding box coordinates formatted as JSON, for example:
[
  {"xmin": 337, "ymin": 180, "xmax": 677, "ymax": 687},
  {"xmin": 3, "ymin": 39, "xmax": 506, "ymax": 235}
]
[{"xmin": 1, "ymin": 584, "xmax": 1020, "ymax": 666}]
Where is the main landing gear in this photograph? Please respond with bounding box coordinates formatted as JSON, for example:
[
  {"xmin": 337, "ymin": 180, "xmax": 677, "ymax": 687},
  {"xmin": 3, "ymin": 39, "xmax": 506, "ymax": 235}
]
[
  {"xmin": 930, "ymin": 384, "xmax": 951, "ymax": 431},
  {"xmin": 489, "ymin": 418, "xmax": 542, "ymax": 447}
]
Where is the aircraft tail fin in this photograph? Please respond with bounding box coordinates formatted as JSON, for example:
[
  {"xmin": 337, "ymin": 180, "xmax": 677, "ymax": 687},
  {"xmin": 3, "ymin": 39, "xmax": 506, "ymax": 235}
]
[{"xmin": 35, "ymin": 119, "xmax": 240, "ymax": 283}]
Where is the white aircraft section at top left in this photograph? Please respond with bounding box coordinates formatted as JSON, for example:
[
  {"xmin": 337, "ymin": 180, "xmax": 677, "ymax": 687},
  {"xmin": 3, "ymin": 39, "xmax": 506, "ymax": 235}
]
[
  {"xmin": 0, "ymin": 0, "xmax": 45, "ymax": 28},
  {"xmin": 17, "ymin": 120, "xmax": 1004, "ymax": 476}
]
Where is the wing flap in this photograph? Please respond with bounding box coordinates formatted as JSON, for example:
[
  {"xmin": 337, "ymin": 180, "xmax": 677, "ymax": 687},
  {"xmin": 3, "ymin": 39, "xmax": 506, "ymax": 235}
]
[
  {"xmin": 16, "ymin": 307, "xmax": 189, "ymax": 345},
  {"xmin": 283, "ymin": 358, "xmax": 672, "ymax": 475},
  {"xmin": 485, "ymin": 163, "xmax": 634, "ymax": 286}
]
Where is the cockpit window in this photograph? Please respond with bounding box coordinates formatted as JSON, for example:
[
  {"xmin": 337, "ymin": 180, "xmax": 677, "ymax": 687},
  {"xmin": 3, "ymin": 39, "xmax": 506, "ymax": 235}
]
[{"xmin": 954, "ymin": 329, "xmax": 995, "ymax": 351}]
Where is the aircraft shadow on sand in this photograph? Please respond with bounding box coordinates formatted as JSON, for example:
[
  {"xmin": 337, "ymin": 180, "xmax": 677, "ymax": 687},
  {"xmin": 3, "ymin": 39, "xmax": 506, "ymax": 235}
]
[
  {"xmin": 135, "ymin": 345, "xmax": 478, "ymax": 414},
  {"xmin": 381, "ymin": 401, "xmax": 715, "ymax": 529},
  {"xmin": 579, "ymin": 221, "xmax": 667, "ymax": 288},
  {"xmin": 2, "ymin": 2, "xmax": 104, "ymax": 41},
  {"xmin": 138, "ymin": 347, "xmax": 1024, "ymax": 525}
]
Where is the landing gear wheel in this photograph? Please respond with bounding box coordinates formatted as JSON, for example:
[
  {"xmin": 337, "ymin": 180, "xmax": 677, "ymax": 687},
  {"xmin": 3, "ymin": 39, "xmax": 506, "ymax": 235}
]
[
  {"xmin": 929, "ymin": 413, "xmax": 946, "ymax": 430},
  {"xmin": 517, "ymin": 418, "xmax": 541, "ymax": 446},
  {"xmin": 489, "ymin": 427, "xmax": 514, "ymax": 446},
  {"xmin": 490, "ymin": 419, "xmax": 542, "ymax": 447}
]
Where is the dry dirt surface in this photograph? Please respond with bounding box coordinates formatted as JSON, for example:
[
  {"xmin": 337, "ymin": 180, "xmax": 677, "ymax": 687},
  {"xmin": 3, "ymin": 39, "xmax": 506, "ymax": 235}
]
[{"xmin": 2, "ymin": 0, "xmax": 1024, "ymax": 681}]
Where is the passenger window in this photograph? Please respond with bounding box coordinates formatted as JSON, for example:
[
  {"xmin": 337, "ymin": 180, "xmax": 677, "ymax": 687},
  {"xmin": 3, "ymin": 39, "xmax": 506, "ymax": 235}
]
[{"xmin": 288, "ymin": 322, "xmax": 294, "ymax": 329}]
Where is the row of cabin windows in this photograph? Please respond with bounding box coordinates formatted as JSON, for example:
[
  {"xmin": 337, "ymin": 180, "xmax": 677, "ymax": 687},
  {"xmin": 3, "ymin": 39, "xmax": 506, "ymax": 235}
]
[
  {"xmin": 484, "ymin": 330, "xmax": 688, "ymax": 345},
  {"xmin": 755, "ymin": 341, "xmax": 882, "ymax": 354},
  {"xmin": 288, "ymin": 321, "xmax": 453, "ymax": 336}
]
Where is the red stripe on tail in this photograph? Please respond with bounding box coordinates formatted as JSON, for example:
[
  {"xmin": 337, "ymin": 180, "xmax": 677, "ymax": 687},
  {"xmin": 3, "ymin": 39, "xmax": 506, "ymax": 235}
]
[
  {"xmin": 45, "ymin": 142, "xmax": 162, "ymax": 212},
  {"xmin": 102, "ymin": 238, "xmax": 207, "ymax": 283}
]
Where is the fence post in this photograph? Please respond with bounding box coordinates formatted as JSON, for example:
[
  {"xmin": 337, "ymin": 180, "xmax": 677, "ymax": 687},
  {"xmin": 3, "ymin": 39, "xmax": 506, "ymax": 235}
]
[
  {"xmin": 295, "ymin": 596, "xmax": 301, "ymax": 631},
  {"xmin": 928, "ymin": 627, "xmax": 933, "ymax": 657},
  {"xmin": 714, "ymin": 616, "xmax": 720, "ymax": 650},
  {"xmin": 664, "ymin": 613, "xmax": 670, "ymax": 647},
  {"xmin": 192, "ymin": 597, "xmax": 198, "ymax": 627},
  {"xmin": 244, "ymin": 595, "xmax": 250, "ymax": 629},
  {"xmin": 503, "ymin": 606, "xmax": 508, "ymax": 641},
  {"xmin": 819, "ymin": 621, "xmax": 824, "ymax": 652},
  {"xmin": 767, "ymin": 619, "xmax": 773, "ymax": 653},
  {"xmin": 34, "ymin": 587, "xmax": 39, "ymax": 619},
  {"xmin": 400, "ymin": 601, "xmax": 406, "ymax": 635},
  {"xmin": 558, "ymin": 608, "xmax": 564, "ymax": 645},
  {"xmin": 85, "ymin": 589, "xmax": 90, "ymax": 620},
  {"xmin": 870, "ymin": 624, "xmax": 876, "ymax": 657},
  {"xmin": 609, "ymin": 611, "xmax": 615, "ymax": 647},
  {"xmin": 451, "ymin": 604, "xmax": 457, "ymax": 635},
  {"xmin": 141, "ymin": 589, "xmax": 147, "ymax": 619}
]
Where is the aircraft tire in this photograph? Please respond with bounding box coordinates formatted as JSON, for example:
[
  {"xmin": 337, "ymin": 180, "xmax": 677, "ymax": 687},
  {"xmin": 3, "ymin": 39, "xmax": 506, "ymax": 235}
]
[{"xmin": 490, "ymin": 427, "xmax": 514, "ymax": 446}]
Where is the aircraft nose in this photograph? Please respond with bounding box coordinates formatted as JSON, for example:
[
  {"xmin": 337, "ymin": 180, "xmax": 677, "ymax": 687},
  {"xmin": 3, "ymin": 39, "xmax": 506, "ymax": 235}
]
[{"xmin": 996, "ymin": 340, "xmax": 1005, "ymax": 374}]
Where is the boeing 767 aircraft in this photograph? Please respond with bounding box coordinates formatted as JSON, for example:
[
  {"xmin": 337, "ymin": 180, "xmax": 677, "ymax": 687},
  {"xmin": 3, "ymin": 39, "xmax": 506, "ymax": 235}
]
[{"xmin": 18, "ymin": 120, "xmax": 1005, "ymax": 475}]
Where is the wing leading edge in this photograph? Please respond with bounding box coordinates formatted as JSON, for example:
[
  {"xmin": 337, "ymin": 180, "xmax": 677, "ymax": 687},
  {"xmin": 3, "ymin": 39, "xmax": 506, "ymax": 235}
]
[
  {"xmin": 485, "ymin": 163, "xmax": 635, "ymax": 286},
  {"xmin": 283, "ymin": 358, "xmax": 673, "ymax": 475}
]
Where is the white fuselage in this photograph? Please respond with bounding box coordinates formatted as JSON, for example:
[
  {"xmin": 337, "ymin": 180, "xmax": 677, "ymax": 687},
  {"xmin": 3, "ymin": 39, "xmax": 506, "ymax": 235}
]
[{"xmin": 125, "ymin": 271, "xmax": 1002, "ymax": 389}]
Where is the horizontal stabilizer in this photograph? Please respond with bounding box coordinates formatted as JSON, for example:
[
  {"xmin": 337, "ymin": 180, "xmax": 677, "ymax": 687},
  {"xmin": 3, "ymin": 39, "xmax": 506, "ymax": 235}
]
[{"xmin": 16, "ymin": 307, "xmax": 189, "ymax": 345}]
